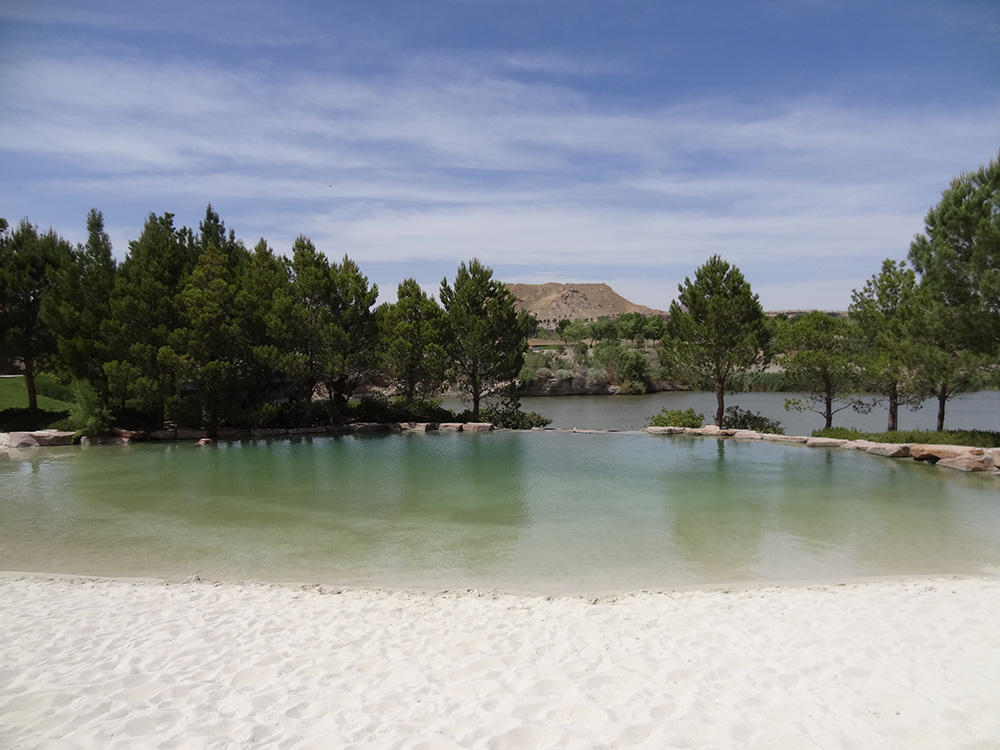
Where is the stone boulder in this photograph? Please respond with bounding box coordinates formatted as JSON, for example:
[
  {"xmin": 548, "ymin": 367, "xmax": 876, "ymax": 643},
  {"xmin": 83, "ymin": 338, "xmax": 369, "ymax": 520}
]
[
  {"xmin": 149, "ymin": 429, "xmax": 177, "ymax": 440},
  {"xmin": 762, "ymin": 434, "xmax": 808, "ymax": 444},
  {"xmin": 909, "ymin": 444, "xmax": 965, "ymax": 463},
  {"xmin": 733, "ymin": 430, "xmax": 762, "ymax": 440},
  {"xmin": 841, "ymin": 440, "xmax": 877, "ymax": 451},
  {"xmin": 7, "ymin": 430, "xmax": 75, "ymax": 448},
  {"xmin": 438, "ymin": 423, "xmax": 464, "ymax": 431},
  {"xmin": 865, "ymin": 443, "xmax": 911, "ymax": 458},
  {"xmin": 463, "ymin": 422, "xmax": 494, "ymax": 432},
  {"xmin": 806, "ymin": 437, "xmax": 847, "ymax": 448},
  {"xmin": 686, "ymin": 425, "xmax": 723, "ymax": 436},
  {"xmin": 251, "ymin": 427, "xmax": 288, "ymax": 437},
  {"xmin": 937, "ymin": 451, "xmax": 994, "ymax": 472},
  {"xmin": 400, "ymin": 422, "xmax": 438, "ymax": 432},
  {"xmin": 645, "ymin": 426, "xmax": 687, "ymax": 435}
]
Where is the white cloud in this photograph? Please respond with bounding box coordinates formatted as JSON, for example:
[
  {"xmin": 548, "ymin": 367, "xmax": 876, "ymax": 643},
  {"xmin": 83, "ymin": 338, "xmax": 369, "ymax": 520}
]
[{"xmin": 2, "ymin": 37, "xmax": 999, "ymax": 310}]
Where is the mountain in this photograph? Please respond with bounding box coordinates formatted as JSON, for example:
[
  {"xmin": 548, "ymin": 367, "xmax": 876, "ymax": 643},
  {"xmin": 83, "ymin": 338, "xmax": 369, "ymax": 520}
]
[{"xmin": 505, "ymin": 282, "xmax": 667, "ymax": 327}]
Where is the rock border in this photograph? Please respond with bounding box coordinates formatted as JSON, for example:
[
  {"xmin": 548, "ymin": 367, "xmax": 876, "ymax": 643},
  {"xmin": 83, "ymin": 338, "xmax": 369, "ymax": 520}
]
[
  {"xmin": 0, "ymin": 422, "xmax": 495, "ymax": 452},
  {"xmin": 644, "ymin": 425, "xmax": 1000, "ymax": 477}
]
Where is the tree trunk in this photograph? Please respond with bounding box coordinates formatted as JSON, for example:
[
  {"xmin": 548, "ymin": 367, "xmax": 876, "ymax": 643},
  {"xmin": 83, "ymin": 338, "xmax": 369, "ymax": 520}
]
[
  {"xmin": 24, "ymin": 359, "xmax": 38, "ymax": 414},
  {"xmin": 824, "ymin": 392, "xmax": 833, "ymax": 430},
  {"xmin": 936, "ymin": 383, "xmax": 947, "ymax": 432},
  {"xmin": 887, "ymin": 384, "xmax": 898, "ymax": 432},
  {"xmin": 714, "ymin": 380, "xmax": 725, "ymax": 427}
]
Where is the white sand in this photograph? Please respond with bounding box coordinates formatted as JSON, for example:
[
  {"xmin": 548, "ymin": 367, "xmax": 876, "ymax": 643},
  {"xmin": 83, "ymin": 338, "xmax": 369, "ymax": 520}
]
[{"xmin": 2, "ymin": 575, "xmax": 999, "ymax": 749}]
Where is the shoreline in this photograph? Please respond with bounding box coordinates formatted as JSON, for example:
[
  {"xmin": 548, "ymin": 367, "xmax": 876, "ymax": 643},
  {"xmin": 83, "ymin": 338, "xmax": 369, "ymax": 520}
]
[{"xmin": 3, "ymin": 572, "xmax": 999, "ymax": 748}]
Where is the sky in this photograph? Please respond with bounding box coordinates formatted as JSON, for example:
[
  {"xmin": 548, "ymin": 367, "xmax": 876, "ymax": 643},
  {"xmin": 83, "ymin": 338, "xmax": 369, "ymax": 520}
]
[{"xmin": 1, "ymin": 0, "xmax": 998, "ymax": 312}]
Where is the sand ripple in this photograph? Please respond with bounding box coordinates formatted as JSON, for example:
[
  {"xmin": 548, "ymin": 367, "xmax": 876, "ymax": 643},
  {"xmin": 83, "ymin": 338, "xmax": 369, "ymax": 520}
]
[{"xmin": 1, "ymin": 575, "xmax": 999, "ymax": 748}]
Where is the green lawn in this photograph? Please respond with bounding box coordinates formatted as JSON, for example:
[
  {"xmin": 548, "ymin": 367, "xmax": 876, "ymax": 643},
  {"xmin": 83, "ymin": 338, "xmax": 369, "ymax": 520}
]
[{"xmin": 0, "ymin": 376, "xmax": 73, "ymax": 430}]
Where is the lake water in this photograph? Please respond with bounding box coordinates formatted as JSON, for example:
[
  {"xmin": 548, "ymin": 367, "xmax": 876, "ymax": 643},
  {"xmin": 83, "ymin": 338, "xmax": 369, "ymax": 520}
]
[
  {"xmin": 516, "ymin": 390, "xmax": 1000, "ymax": 434},
  {"xmin": 2, "ymin": 430, "xmax": 998, "ymax": 594}
]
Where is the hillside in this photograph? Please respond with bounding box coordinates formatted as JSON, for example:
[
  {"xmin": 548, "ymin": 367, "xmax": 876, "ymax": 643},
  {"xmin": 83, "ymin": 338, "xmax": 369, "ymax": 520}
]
[{"xmin": 505, "ymin": 283, "xmax": 667, "ymax": 327}]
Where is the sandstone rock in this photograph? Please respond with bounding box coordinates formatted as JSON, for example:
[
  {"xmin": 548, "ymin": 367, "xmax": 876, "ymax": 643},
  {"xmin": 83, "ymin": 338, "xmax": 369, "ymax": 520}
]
[
  {"xmin": 733, "ymin": 430, "xmax": 762, "ymax": 440},
  {"xmin": 117, "ymin": 429, "xmax": 147, "ymax": 441},
  {"xmin": 8, "ymin": 432, "xmax": 40, "ymax": 448},
  {"xmin": 841, "ymin": 440, "xmax": 877, "ymax": 451},
  {"xmin": 806, "ymin": 437, "xmax": 847, "ymax": 447},
  {"xmin": 8, "ymin": 430, "xmax": 76, "ymax": 447},
  {"xmin": 463, "ymin": 422, "xmax": 494, "ymax": 432},
  {"xmin": 438, "ymin": 423, "xmax": 464, "ymax": 431},
  {"xmin": 909, "ymin": 444, "xmax": 965, "ymax": 463},
  {"xmin": 937, "ymin": 453, "xmax": 994, "ymax": 472},
  {"xmin": 288, "ymin": 426, "xmax": 327, "ymax": 435},
  {"xmin": 865, "ymin": 443, "xmax": 911, "ymax": 458},
  {"xmin": 686, "ymin": 425, "xmax": 722, "ymax": 436},
  {"xmin": 399, "ymin": 422, "xmax": 438, "ymax": 431},
  {"xmin": 150, "ymin": 429, "xmax": 176, "ymax": 440},
  {"xmin": 645, "ymin": 426, "xmax": 686, "ymax": 435},
  {"xmin": 251, "ymin": 427, "xmax": 287, "ymax": 437},
  {"xmin": 762, "ymin": 434, "xmax": 809, "ymax": 444}
]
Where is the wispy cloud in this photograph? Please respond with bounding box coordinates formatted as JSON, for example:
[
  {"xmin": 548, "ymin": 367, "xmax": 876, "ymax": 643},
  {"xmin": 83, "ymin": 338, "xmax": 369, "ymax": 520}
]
[{"xmin": 2, "ymin": 15, "xmax": 998, "ymax": 311}]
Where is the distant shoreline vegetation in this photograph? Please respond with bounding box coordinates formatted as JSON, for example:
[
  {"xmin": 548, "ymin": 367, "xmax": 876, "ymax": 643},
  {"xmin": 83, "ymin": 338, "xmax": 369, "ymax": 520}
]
[{"xmin": 2, "ymin": 154, "xmax": 998, "ymax": 437}]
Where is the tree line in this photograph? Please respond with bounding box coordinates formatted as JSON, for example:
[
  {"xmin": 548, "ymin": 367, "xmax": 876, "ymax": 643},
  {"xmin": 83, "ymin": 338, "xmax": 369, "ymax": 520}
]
[
  {"xmin": 659, "ymin": 154, "xmax": 1000, "ymax": 430},
  {"xmin": 2, "ymin": 153, "xmax": 997, "ymax": 435},
  {"xmin": 0, "ymin": 206, "xmax": 537, "ymax": 433}
]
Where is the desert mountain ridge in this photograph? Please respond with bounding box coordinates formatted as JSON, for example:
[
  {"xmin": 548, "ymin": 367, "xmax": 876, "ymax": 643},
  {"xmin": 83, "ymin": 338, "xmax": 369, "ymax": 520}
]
[
  {"xmin": 504, "ymin": 282, "xmax": 667, "ymax": 326},
  {"xmin": 505, "ymin": 282, "xmax": 847, "ymax": 327}
]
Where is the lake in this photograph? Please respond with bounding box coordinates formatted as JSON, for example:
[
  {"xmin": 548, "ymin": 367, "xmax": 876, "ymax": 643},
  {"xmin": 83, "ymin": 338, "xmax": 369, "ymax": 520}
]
[
  {"xmin": 516, "ymin": 389, "xmax": 1000, "ymax": 434},
  {"xmin": 2, "ymin": 429, "xmax": 998, "ymax": 594}
]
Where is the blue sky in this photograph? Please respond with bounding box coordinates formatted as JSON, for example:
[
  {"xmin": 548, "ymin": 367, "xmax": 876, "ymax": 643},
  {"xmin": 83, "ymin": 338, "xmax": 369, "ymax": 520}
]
[{"xmin": 2, "ymin": 0, "xmax": 998, "ymax": 311}]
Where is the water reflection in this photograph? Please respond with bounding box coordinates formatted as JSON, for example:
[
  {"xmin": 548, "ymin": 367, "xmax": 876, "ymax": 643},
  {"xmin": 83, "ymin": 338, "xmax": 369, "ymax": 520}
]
[{"xmin": 1, "ymin": 432, "xmax": 998, "ymax": 591}]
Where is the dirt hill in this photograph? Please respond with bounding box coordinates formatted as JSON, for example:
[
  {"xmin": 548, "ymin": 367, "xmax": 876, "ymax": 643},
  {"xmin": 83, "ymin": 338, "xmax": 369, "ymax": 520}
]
[{"xmin": 505, "ymin": 282, "xmax": 667, "ymax": 327}]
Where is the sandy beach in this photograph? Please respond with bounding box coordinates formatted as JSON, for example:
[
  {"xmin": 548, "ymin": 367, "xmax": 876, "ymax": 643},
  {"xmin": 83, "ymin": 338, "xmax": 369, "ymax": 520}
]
[{"xmin": 2, "ymin": 574, "xmax": 999, "ymax": 749}]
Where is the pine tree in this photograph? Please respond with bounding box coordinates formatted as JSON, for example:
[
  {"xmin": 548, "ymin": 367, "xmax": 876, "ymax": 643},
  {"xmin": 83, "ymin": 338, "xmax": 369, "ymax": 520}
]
[{"xmin": 662, "ymin": 255, "xmax": 769, "ymax": 427}]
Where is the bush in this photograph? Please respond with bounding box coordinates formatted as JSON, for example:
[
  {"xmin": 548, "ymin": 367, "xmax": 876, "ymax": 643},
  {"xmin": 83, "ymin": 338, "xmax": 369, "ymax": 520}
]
[
  {"xmin": 34, "ymin": 373, "xmax": 75, "ymax": 403},
  {"xmin": 586, "ymin": 368, "xmax": 609, "ymax": 387},
  {"xmin": 478, "ymin": 405, "xmax": 552, "ymax": 429},
  {"xmin": 348, "ymin": 395, "xmax": 454, "ymax": 424},
  {"xmin": 721, "ymin": 406, "xmax": 784, "ymax": 434},
  {"xmin": 68, "ymin": 381, "xmax": 112, "ymax": 437},
  {"xmin": 811, "ymin": 427, "xmax": 1000, "ymax": 447},
  {"xmin": 648, "ymin": 407, "xmax": 704, "ymax": 428}
]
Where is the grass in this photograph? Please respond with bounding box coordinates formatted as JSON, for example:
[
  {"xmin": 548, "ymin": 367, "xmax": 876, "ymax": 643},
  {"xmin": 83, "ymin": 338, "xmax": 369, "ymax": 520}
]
[
  {"xmin": 0, "ymin": 376, "xmax": 73, "ymax": 431},
  {"xmin": 812, "ymin": 426, "xmax": 1000, "ymax": 448}
]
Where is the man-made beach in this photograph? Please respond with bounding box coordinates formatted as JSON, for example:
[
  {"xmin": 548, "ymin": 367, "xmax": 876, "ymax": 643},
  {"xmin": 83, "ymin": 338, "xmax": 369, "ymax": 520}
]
[{"xmin": 2, "ymin": 573, "xmax": 999, "ymax": 748}]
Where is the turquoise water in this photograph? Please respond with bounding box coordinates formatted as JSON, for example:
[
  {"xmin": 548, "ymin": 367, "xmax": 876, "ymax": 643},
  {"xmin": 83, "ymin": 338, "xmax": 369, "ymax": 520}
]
[{"xmin": 2, "ymin": 431, "xmax": 998, "ymax": 594}]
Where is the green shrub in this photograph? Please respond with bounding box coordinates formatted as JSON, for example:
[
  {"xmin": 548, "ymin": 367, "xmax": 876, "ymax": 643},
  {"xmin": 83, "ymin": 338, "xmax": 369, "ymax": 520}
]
[
  {"xmin": 34, "ymin": 373, "xmax": 75, "ymax": 403},
  {"xmin": 811, "ymin": 427, "xmax": 1000, "ymax": 447},
  {"xmin": 68, "ymin": 381, "xmax": 112, "ymax": 436},
  {"xmin": 721, "ymin": 406, "xmax": 784, "ymax": 434},
  {"xmin": 478, "ymin": 405, "xmax": 552, "ymax": 429},
  {"xmin": 586, "ymin": 368, "xmax": 609, "ymax": 387},
  {"xmin": 648, "ymin": 407, "xmax": 704, "ymax": 428}
]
